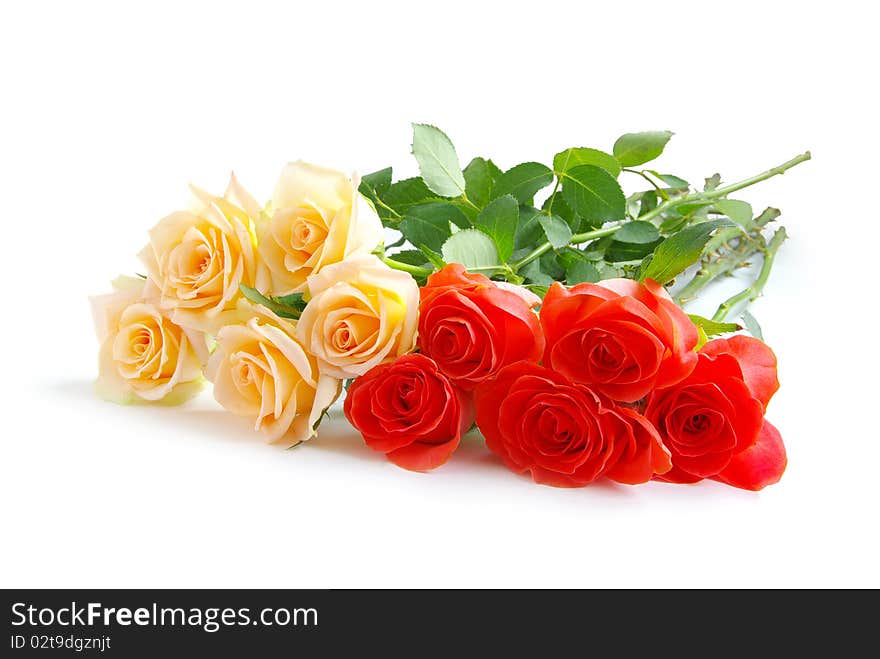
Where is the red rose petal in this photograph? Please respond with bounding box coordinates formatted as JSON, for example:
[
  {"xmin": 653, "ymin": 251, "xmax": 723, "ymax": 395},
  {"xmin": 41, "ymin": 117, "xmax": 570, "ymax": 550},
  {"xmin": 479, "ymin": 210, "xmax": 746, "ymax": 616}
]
[
  {"xmin": 419, "ymin": 265, "xmax": 543, "ymax": 390},
  {"xmin": 385, "ymin": 436, "xmax": 461, "ymax": 472},
  {"xmin": 713, "ymin": 420, "xmax": 787, "ymax": 491},
  {"xmin": 702, "ymin": 335, "xmax": 779, "ymax": 410},
  {"xmin": 653, "ymin": 467, "xmax": 705, "ymax": 484},
  {"xmin": 540, "ymin": 279, "xmax": 698, "ymax": 403},
  {"xmin": 344, "ymin": 353, "xmax": 467, "ymax": 471},
  {"xmin": 605, "ymin": 407, "xmax": 672, "ymax": 484}
]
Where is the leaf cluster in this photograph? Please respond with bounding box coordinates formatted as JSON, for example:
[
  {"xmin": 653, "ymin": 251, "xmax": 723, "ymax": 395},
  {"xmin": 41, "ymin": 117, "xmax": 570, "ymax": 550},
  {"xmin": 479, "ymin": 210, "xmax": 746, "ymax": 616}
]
[{"xmin": 358, "ymin": 124, "xmax": 805, "ymax": 338}]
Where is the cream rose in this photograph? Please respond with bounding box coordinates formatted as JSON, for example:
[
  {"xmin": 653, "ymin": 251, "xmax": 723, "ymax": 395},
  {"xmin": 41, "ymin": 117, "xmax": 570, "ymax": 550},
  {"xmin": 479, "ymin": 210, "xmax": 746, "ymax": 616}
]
[
  {"xmin": 254, "ymin": 161, "xmax": 383, "ymax": 296},
  {"xmin": 206, "ymin": 301, "xmax": 341, "ymax": 446},
  {"xmin": 90, "ymin": 276, "xmax": 208, "ymax": 404},
  {"xmin": 139, "ymin": 174, "xmax": 259, "ymax": 332},
  {"xmin": 296, "ymin": 254, "xmax": 419, "ymax": 380}
]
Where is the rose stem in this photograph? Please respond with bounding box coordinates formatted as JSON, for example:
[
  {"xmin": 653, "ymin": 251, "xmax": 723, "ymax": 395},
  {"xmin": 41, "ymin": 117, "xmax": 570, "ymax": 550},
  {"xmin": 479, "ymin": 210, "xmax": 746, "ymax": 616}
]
[
  {"xmin": 380, "ymin": 256, "xmax": 433, "ymax": 278},
  {"xmin": 711, "ymin": 227, "xmax": 787, "ymax": 322},
  {"xmin": 512, "ymin": 225, "xmax": 622, "ymax": 271},
  {"xmin": 511, "ymin": 151, "xmax": 810, "ymax": 276},
  {"xmin": 675, "ymin": 237, "xmax": 763, "ymax": 305},
  {"xmin": 675, "ymin": 207, "xmax": 780, "ymax": 305},
  {"xmin": 638, "ymin": 151, "xmax": 811, "ymax": 225}
]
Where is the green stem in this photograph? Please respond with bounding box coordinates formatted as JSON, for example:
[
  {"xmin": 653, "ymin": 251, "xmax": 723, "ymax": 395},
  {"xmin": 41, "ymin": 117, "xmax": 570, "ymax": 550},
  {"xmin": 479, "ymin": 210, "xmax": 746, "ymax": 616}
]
[
  {"xmin": 712, "ymin": 152, "xmax": 812, "ymax": 197},
  {"xmin": 511, "ymin": 153, "xmax": 808, "ymax": 276},
  {"xmin": 675, "ymin": 235, "xmax": 762, "ymax": 305},
  {"xmin": 712, "ymin": 227, "xmax": 787, "ymax": 322},
  {"xmin": 469, "ymin": 264, "xmax": 510, "ymax": 274},
  {"xmin": 512, "ymin": 225, "xmax": 621, "ymax": 271},
  {"xmin": 639, "ymin": 151, "xmax": 811, "ymax": 225},
  {"xmin": 380, "ymin": 256, "xmax": 432, "ymax": 278},
  {"xmin": 675, "ymin": 207, "xmax": 781, "ymax": 305},
  {"xmin": 622, "ymin": 168, "xmax": 668, "ymax": 200}
]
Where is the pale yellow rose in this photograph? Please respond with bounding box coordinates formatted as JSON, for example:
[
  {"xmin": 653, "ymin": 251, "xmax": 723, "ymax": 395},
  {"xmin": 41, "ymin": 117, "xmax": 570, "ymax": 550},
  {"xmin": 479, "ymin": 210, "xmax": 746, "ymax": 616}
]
[
  {"xmin": 90, "ymin": 276, "xmax": 208, "ymax": 404},
  {"xmin": 254, "ymin": 161, "xmax": 384, "ymax": 296},
  {"xmin": 296, "ymin": 254, "xmax": 419, "ymax": 380},
  {"xmin": 139, "ymin": 174, "xmax": 259, "ymax": 332},
  {"xmin": 206, "ymin": 300, "xmax": 341, "ymax": 446}
]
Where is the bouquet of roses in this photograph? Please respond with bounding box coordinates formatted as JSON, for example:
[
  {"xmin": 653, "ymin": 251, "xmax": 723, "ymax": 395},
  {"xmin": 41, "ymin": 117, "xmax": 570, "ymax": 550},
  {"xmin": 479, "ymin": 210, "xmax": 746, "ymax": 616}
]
[{"xmin": 91, "ymin": 125, "xmax": 808, "ymax": 490}]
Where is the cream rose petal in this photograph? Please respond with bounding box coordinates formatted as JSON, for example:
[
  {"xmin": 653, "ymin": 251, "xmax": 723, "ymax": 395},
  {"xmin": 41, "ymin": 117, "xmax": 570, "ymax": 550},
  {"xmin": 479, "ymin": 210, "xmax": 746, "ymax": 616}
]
[
  {"xmin": 92, "ymin": 279, "xmax": 206, "ymax": 405},
  {"xmin": 273, "ymin": 161, "xmax": 350, "ymax": 212},
  {"xmin": 139, "ymin": 176, "xmax": 259, "ymax": 333},
  {"xmin": 297, "ymin": 254, "xmax": 419, "ymax": 379},
  {"xmin": 256, "ymin": 163, "xmax": 383, "ymax": 297},
  {"xmin": 205, "ymin": 300, "xmax": 342, "ymax": 446}
]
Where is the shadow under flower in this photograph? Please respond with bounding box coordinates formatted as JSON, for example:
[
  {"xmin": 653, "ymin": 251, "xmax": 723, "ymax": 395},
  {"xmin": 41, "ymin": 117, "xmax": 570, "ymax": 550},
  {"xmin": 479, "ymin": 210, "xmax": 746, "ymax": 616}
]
[
  {"xmin": 47, "ymin": 378, "xmax": 260, "ymax": 446},
  {"xmin": 48, "ymin": 378, "xmax": 722, "ymax": 499},
  {"xmin": 303, "ymin": 412, "xmax": 387, "ymax": 465}
]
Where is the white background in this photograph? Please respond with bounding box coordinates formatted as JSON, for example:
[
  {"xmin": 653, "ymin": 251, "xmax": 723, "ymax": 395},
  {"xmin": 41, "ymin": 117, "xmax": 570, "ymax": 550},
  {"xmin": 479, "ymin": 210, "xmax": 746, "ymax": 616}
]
[{"xmin": 1, "ymin": 1, "xmax": 877, "ymax": 588}]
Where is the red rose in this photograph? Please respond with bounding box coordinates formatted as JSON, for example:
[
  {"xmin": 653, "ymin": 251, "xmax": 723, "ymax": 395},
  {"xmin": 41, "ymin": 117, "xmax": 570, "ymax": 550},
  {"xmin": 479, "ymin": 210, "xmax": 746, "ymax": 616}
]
[
  {"xmin": 645, "ymin": 335, "xmax": 786, "ymax": 490},
  {"xmin": 539, "ymin": 278, "xmax": 699, "ymax": 403},
  {"xmin": 344, "ymin": 353, "xmax": 473, "ymax": 471},
  {"xmin": 475, "ymin": 361, "xmax": 671, "ymax": 487},
  {"xmin": 701, "ymin": 335, "xmax": 779, "ymax": 410},
  {"xmin": 418, "ymin": 264, "xmax": 544, "ymax": 390}
]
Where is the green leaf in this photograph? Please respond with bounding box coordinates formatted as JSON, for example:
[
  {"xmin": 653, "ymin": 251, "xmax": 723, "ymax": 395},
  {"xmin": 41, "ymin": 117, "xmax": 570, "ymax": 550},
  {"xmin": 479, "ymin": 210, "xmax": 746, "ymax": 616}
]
[
  {"xmin": 614, "ymin": 220, "xmax": 660, "ymax": 244},
  {"xmin": 688, "ymin": 314, "xmax": 742, "ymax": 337},
  {"xmin": 553, "ymin": 147, "xmax": 620, "ymax": 178},
  {"xmin": 674, "ymin": 200, "xmax": 714, "ymax": 216},
  {"xmin": 741, "ymin": 310, "xmax": 764, "ymax": 341},
  {"xmin": 598, "ymin": 263, "xmax": 621, "ymax": 279},
  {"xmin": 358, "ymin": 173, "xmax": 393, "ymax": 223},
  {"xmin": 542, "ymin": 193, "xmax": 579, "ymax": 230},
  {"xmin": 388, "ymin": 249, "xmax": 431, "ymax": 267},
  {"xmin": 492, "ymin": 162, "xmax": 554, "ymax": 204},
  {"xmin": 360, "ymin": 167, "xmax": 392, "ymax": 196},
  {"xmin": 704, "ymin": 173, "xmax": 722, "ymax": 191},
  {"xmin": 605, "ymin": 239, "xmax": 661, "ymax": 262},
  {"xmin": 648, "ymin": 171, "xmax": 689, "ymax": 189},
  {"xmin": 539, "ymin": 250, "xmax": 565, "ymax": 279},
  {"xmin": 519, "ymin": 259, "xmax": 555, "ymax": 286},
  {"xmin": 474, "ymin": 195, "xmax": 518, "ymax": 262},
  {"xmin": 612, "ymin": 131, "xmax": 673, "ymax": 167},
  {"xmin": 626, "ymin": 190, "xmax": 658, "ymax": 219},
  {"xmin": 580, "ymin": 241, "xmax": 608, "ymax": 261},
  {"xmin": 411, "ymin": 123, "xmax": 466, "ymax": 197},
  {"xmin": 640, "ymin": 219, "xmax": 734, "ymax": 284},
  {"xmin": 566, "ymin": 260, "xmax": 601, "ymax": 285},
  {"xmin": 714, "ymin": 199, "xmax": 754, "ymax": 227},
  {"xmin": 558, "ymin": 249, "xmax": 602, "ymax": 285},
  {"xmin": 441, "ymin": 229, "xmax": 501, "ymax": 274},
  {"xmin": 538, "ymin": 214, "xmax": 572, "ymax": 249},
  {"xmin": 239, "ymin": 286, "xmax": 303, "ymax": 320},
  {"xmin": 384, "ymin": 177, "xmax": 445, "ymax": 214},
  {"xmin": 463, "ymin": 157, "xmax": 496, "ymax": 208},
  {"xmin": 418, "ymin": 244, "xmax": 446, "ymax": 269},
  {"xmin": 273, "ymin": 293, "xmax": 307, "ymax": 309},
  {"xmin": 658, "ymin": 213, "xmax": 685, "ymax": 234},
  {"xmin": 399, "ymin": 203, "xmax": 466, "ymax": 252},
  {"xmin": 419, "ymin": 202, "xmax": 468, "ymax": 236},
  {"xmin": 515, "ymin": 206, "xmax": 545, "ymax": 249},
  {"xmin": 560, "ymin": 164, "xmax": 626, "ymax": 227},
  {"xmin": 358, "ymin": 167, "xmax": 392, "ymax": 215}
]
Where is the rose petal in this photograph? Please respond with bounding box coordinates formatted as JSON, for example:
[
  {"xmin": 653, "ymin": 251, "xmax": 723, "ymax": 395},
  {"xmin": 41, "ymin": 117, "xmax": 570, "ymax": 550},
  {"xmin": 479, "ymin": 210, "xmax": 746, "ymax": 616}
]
[
  {"xmin": 702, "ymin": 335, "xmax": 779, "ymax": 410},
  {"xmin": 385, "ymin": 436, "xmax": 461, "ymax": 472},
  {"xmin": 712, "ymin": 420, "xmax": 787, "ymax": 491}
]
